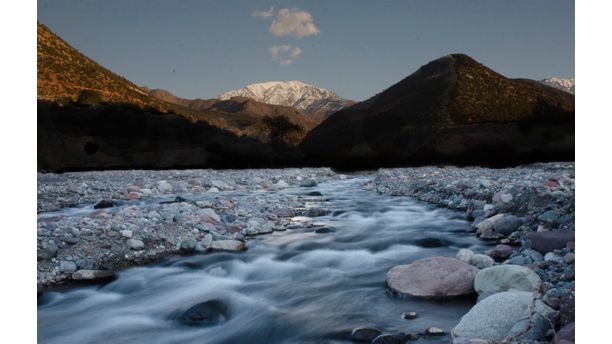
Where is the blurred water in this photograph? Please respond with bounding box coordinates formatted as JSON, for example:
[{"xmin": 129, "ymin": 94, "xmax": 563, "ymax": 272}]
[{"xmin": 38, "ymin": 177, "xmax": 487, "ymax": 344}]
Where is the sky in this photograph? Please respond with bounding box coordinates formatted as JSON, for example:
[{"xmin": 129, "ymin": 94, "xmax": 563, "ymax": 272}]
[{"xmin": 37, "ymin": 0, "xmax": 575, "ymax": 101}]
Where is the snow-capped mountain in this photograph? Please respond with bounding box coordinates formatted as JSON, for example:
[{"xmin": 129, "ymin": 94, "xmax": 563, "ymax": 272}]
[
  {"xmin": 540, "ymin": 77, "xmax": 575, "ymax": 94},
  {"xmin": 217, "ymin": 81, "xmax": 354, "ymax": 118}
]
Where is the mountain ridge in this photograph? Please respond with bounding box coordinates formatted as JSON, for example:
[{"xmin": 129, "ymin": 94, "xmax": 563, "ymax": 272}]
[
  {"xmin": 539, "ymin": 77, "xmax": 575, "ymax": 94},
  {"xmin": 217, "ymin": 80, "xmax": 355, "ymax": 119},
  {"xmin": 301, "ymin": 53, "xmax": 574, "ymax": 167}
]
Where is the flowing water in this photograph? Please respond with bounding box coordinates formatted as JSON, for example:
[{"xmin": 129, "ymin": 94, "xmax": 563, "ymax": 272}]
[{"xmin": 38, "ymin": 177, "xmax": 488, "ymax": 344}]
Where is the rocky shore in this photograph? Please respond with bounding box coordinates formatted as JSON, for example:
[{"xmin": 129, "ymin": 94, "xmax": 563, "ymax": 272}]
[
  {"xmin": 37, "ymin": 168, "xmax": 348, "ymax": 289},
  {"xmin": 370, "ymin": 162, "xmax": 574, "ymax": 343},
  {"xmin": 37, "ymin": 163, "xmax": 575, "ymax": 344}
]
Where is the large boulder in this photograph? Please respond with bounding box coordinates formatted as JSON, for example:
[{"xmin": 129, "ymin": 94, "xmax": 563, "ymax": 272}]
[
  {"xmin": 526, "ymin": 231, "xmax": 575, "ymax": 254},
  {"xmin": 474, "ymin": 265, "xmax": 541, "ymax": 295},
  {"xmin": 452, "ymin": 291, "xmax": 554, "ymax": 342},
  {"xmin": 385, "ymin": 256, "xmax": 479, "ymax": 298}
]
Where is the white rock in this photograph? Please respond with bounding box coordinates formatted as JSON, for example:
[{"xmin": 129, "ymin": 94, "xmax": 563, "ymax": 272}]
[
  {"xmin": 474, "ymin": 265, "xmax": 542, "ymax": 295},
  {"xmin": 157, "ymin": 181, "xmax": 173, "ymax": 193},
  {"xmin": 456, "ymin": 249, "xmax": 474, "ymax": 263},
  {"xmin": 210, "ymin": 240, "xmax": 246, "ymax": 251}
]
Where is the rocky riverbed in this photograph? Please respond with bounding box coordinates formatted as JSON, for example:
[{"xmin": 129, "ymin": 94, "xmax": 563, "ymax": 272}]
[
  {"xmin": 370, "ymin": 162, "xmax": 575, "ymax": 343},
  {"xmin": 37, "ymin": 168, "xmax": 349, "ymax": 288},
  {"xmin": 37, "ymin": 163, "xmax": 575, "ymax": 344}
]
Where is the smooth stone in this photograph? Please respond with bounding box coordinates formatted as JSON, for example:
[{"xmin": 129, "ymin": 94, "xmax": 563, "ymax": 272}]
[
  {"xmin": 93, "ymin": 199, "xmax": 114, "ymax": 209},
  {"xmin": 456, "ymin": 249, "xmax": 474, "ymax": 263},
  {"xmin": 350, "ymin": 327, "xmax": 382, "ymax": 341},
  {"xmin": 526, "ymin": 231, "xmax": 575, "ymax": 254},
  {"xmin": 314, "ymin": 227, "xmax": 335, "ymax": 234},
  {"xmin": 452, "ymin": 291, "xmax": 553, "ymax": 342},
  {"xmin": 210, "ymin": 240, "xmax": 246, "ymax": 251},
  {"xmin": 299, "ymin": 179, "xmax": 317, "ymax": 187},
  {"xmin": 157, "ymin": 181, "xmax": 173, "ymax": 193},
  {"xmin": 307, "ymin": 191, "xmax": 323, "ymax": 196},
  {"xmin": 474, "ymin": 265, "xmax": 541, "ymax": 294},
  {"xmin": 544, "ymin": 252, "xmax": 564, "ymax": 263},
  {"xmin": 201, "ymin": 234, "xmax": 213, "ymax": 250},
  {"xmin": 492, "ymin": 215, "xmax": 522, "ymax": 235},
  {"xmin": 276, "ymin": 180, "xmax": 289, "ymax": 188},
  {"xmin": 469, "ymin": 254, "xmax": 495, "ymax": 269},
  {"xmin": 385, "ymin": 256, "xmax": 479, "ymax": 298},
  {"xmin": 555, "ymin": 322, "xmax": 575, "ymax": 344},
  {"xmin": 306, "ymin": 208, "xmax": 328, "ymax": 217},
  {"xmin": 44, "ymin": 243, "xmax": 59, "ymax": 258},
  {"xmin": 485, "ymin": 244, "xmax": 513, "ymax": 260},
  {"xmin": 478, "ymin": 231, "xmax": 504, "ymax": 241},
  {"xmin": 127, "ymin": 238, "xmax": 145, "ymax": 251},
  {"xmin": 402, "ymin": 311, "xmax": 418, "ymax": 319},
  {"xmin": 425, "ymin": 327, "xmax": 445, "ymax": 336},
  {"xmin": 59, "ymin": 261, "xmax": 77, "ymax": 274},
  {"xmin": 564, "ymin": 252, "xmax": 575, "ymax": 264},
  {"xmin": 197, "ymin": 208, "xmax": 221, "ymax": 224},
  {"xmin": 475, "ymin": 214, "xmax": 505, "ymax": 235},
  {"xmin": 538, "ymin": 210, "xmax": 561, "ymax": 224},
  {"xmin": 372, "ymin": 334, "xmax": 405, "ymax": 344},
  {"xmin": 177, "ymin": 300, "xmax": 227, "ymax": 326},
  {"xmin": 72, "ymin": 269, "xmax": 116, "ymax": 281},
  {"xmin": 179, "ymin": 238, "xmax": 197, "ymax": 253},
  {"xmin": 120, "ymin": 230, "xmax": 133, "ymax": 238}
]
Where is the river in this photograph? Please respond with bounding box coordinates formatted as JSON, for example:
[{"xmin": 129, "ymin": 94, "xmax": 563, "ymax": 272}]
[{"xmin": 38, "ymin": 176, "xmax": 488, "ymax": 343}]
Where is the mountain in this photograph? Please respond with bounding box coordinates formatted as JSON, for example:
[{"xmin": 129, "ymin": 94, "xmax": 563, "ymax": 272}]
[
  {"xmin": 38, "ymin": 22, "xmax": 156, "ymax": 107},
  {"xmin": 540, "ymin": 77, "xmax": 575, "ymax": 94},
  {"xmin": 144, "ymin": 88, "xmax": 320, "ymax": 143},
  {"xmin": 37, "ymin": 22, "xmax": 303, "ymax": 170},
  {"xmin": 217, "ymin": 81, "xmax": 355, "ymax": 119},
  {"xmin": 301, "ymin": 54, "xmax": 574, "ymax": 167}
]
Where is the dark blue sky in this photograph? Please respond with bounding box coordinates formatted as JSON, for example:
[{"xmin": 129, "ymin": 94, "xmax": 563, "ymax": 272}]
[{"xmin": 38, "ymin": 0, "xmax": 575, "ymax": 101}]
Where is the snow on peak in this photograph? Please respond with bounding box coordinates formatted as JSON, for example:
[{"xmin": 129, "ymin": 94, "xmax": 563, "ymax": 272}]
[
  {"xmin": 217, "ymin": 81, "xmax": 353, "ymax": 117},
  {"xmin": 540, "ymin": 77, "xmax": 575, "ymax": 94}
]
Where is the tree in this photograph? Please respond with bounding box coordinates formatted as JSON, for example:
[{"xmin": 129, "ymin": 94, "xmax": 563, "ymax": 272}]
[{"xmin": 262, "ymin": 115, "xmax": 302, "ymax": 139}]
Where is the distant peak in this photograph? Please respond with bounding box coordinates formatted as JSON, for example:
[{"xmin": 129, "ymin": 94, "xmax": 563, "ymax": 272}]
[{"xmin": 216, "ymin": 81, "xmax": 354, "ymax": 117}]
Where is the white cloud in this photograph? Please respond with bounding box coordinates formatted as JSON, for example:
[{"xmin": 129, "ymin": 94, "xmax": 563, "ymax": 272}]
[
  {"xmin": 252, "ymin": 6, "xmax": 275, "ymax": 19},
  {"xmin": 270, "ymin": 45, "xmax": 302, "ymax": 65},
  {"xmin": 269, "ymin": 8, "xmax": 320, "ymax": 38}
]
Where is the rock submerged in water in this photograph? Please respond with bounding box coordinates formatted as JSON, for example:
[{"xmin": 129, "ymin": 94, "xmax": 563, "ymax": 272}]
[
  {"xmin": 350, "ymin": 327, "xmax": 382, "ymax": 341},
  {"xmin": 93, "ymin": 199, "xmax": 114, "ymax": 209},
  {"xmin": 372, "ymin": 334, "xmax": 405, "ymax": 344},
  {"xmin": 177, "ymin": 299, "xmax": 228, "ymax": 326},
  {"xmin": 452, "ymin": 291, "xmax": 554, "ymax": 342},
  {"xmin": 474, "ymin": 265, "xmax": 541, "ymax": 295},
  {"xmin": 385, "ymin": 256, "xmax": 479, "ymax": 298}
]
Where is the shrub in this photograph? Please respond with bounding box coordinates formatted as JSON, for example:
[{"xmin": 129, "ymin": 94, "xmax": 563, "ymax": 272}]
[{"xmin": 77, "ymin": 89, "xmax": 102, "ymax": 105}]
